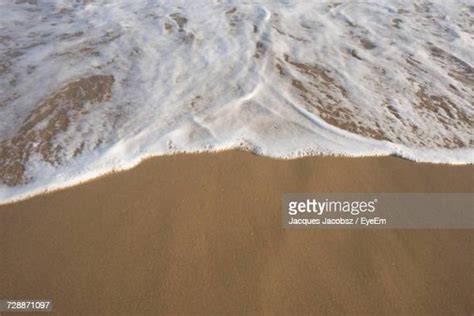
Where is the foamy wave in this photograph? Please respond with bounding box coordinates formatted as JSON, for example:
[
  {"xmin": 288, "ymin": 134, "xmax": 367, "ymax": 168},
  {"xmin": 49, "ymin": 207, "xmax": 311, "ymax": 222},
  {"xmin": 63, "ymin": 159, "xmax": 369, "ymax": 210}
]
[{"xmin": 0, "ymin": 0, "xmax": 473, "ymax": 204}]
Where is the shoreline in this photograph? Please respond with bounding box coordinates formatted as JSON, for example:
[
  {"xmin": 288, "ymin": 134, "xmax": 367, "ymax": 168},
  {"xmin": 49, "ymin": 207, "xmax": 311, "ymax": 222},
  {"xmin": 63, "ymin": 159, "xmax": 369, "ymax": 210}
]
[
  {"xmin": 1, "ymin": 151, "xmax": 473, "ymax": 315},
  {"xmin": 1, "ymin": 149, "xmax": 473, "ymax": 206}
]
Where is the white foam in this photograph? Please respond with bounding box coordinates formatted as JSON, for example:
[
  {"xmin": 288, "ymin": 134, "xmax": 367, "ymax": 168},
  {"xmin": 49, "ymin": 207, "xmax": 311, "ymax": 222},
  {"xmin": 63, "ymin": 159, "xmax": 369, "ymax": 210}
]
[{"xmin": 0, "ymin": 0, "xmax": 473, "ymax": 204}]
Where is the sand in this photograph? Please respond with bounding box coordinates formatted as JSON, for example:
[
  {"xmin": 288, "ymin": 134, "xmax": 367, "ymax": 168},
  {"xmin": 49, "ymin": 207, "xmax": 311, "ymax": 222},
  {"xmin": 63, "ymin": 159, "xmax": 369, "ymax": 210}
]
[{"xmin": 0, "ymin": 151, "xmax": 473, "ymax": 315}]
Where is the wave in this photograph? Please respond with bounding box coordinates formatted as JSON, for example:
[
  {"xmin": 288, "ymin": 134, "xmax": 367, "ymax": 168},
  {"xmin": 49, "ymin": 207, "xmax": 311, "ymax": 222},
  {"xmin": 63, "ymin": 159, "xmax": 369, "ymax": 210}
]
[{"xmin": 0, "ymin": 0, "xmax": 473, "ymax": 204}]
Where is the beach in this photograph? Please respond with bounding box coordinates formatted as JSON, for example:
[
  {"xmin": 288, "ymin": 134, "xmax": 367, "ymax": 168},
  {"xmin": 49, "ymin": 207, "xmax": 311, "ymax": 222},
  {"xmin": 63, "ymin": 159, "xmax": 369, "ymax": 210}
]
[
  {"xmin": 2, "ymin": 1, "xmax": 474, "ymax": 315},
  {"xmin": 1, "ymin": 151, "xmax": 473, "ymax": 315}
]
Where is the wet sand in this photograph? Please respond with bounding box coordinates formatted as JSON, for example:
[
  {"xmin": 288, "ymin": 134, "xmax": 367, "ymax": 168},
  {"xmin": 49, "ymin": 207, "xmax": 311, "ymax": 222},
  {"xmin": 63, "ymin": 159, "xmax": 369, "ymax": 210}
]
[{"xmin": 0, "ymin": 151, "xmax": 473, "ymax": 315}]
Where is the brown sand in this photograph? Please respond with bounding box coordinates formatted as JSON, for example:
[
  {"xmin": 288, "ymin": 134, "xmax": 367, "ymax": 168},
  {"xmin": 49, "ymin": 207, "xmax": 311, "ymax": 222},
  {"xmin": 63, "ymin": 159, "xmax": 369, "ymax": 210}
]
[{"xmin": 0, "ymin": 151, "xmax": 473, "ymax": 315}]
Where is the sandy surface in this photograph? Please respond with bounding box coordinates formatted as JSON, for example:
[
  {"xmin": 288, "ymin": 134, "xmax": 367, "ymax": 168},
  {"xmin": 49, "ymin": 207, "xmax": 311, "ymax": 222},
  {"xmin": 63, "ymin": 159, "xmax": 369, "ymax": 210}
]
[{"xmin": 0, "ymin": 151, "xmax": 473, "ymax": 315}]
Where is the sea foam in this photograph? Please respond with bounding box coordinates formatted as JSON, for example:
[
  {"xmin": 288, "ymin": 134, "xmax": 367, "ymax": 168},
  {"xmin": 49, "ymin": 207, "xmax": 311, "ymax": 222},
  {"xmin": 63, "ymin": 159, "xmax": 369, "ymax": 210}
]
[{"xmin": 0, "ymin": 0, "xmax": 473, "ymax": 204}]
